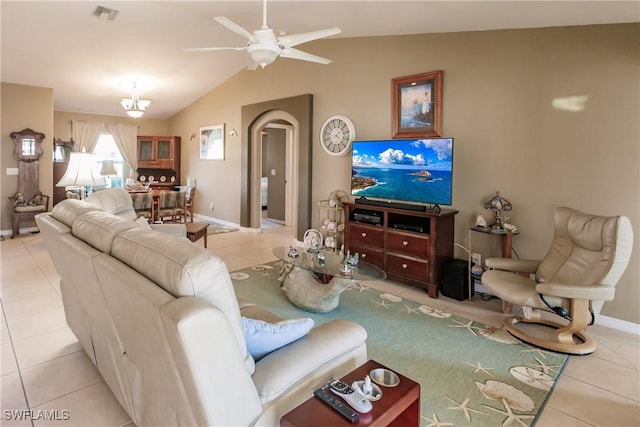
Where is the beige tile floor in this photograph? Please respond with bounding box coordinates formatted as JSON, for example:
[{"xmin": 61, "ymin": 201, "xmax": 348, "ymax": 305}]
[{"xmin": 1, "ymin": 227, "xmax": 639, "ymax": 426}]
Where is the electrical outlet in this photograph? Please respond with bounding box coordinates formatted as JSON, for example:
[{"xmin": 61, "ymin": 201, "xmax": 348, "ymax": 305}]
[
  {"xmin": 209, "ymin": 202, "xmax": 214, "ymax": 211},
  {"xmin": 471, "ymin": 253, "xmax": 482, "ymax": 267}
]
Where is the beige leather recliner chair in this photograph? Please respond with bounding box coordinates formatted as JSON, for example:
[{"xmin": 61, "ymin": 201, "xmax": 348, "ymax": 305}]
[{"xmin": 481, "ymin": 207, "xmax": 633, "ymax": 355}]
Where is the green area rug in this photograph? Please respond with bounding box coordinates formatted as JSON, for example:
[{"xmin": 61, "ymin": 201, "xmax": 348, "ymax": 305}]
[{"xmin": 231, "ymin": 261, "xmax": 569, "ymax": 426}]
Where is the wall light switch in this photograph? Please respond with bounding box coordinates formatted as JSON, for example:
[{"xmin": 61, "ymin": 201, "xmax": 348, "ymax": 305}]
[
  {"xmin": 270, "ymin": 169, "xmax": 276, "ymax": 176},
  {"xmin": 6, "ymin": 168, "xmax": 18, "ymax": 176}
]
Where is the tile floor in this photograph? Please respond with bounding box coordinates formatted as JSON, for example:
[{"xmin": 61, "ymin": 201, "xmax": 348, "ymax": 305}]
[{"xmin": 1, "ymin": 227, "xmax": 639, "ymax": 426}]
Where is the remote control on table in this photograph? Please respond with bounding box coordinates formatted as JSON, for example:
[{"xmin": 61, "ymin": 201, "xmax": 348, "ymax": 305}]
[
  {"xmin": 314, "ymin": 387, "xmax": 359, "ymax": 423},
  {"xmin": 329, "ymin": 379, "xmax": 373, "ymax": 413}
]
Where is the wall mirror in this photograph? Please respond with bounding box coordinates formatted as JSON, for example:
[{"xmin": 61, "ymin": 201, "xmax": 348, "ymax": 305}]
[{"xmin": 11, "ymin": 128, "xmax": 45, "ymax": 162}]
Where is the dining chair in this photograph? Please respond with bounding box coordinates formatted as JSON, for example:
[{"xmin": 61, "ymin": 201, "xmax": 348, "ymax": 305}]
[{"xmin": 158, "ymin": 191, "xmax": 186, "ymax": 223}]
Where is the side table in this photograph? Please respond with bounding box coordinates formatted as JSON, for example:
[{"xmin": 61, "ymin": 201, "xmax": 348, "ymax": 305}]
[
  {"xmin": 280, "ymin": 360, "xmax": 420, "ymax": 427},
  {"xmin": 186, "ymin": 223, "xmax": 208, "ymax": 248},
  {"xmin": 467, "ymin": 226, "xmax": 519, "ymax": 300}
]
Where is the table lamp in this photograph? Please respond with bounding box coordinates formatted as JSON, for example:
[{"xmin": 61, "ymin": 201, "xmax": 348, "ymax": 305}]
[
  {"xmin": 483, "ymin": 191, "xmax": 512, "ymax": 229},
  {"xmin": 56, "ymin": 150, "xmax": 106, "ymax": 199}
]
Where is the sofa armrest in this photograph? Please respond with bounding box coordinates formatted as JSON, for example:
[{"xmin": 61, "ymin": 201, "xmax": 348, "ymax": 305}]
[{"xmin": 251, "ymin": 319, "xmax": 367, "ymax": 404}]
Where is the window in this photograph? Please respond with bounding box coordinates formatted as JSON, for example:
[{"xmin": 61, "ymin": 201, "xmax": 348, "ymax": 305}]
[{"xmin": 93, "ymin": 134, "xmax": 125, "ymax": 188}]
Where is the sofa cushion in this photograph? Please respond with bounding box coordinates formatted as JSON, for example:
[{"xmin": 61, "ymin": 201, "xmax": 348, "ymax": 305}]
[
  {"xmin": 242, "ymin": 317, "xmax": 314, "ymax": 360},
  {"xmin": 111, "ymin": 227, "xmax": 254, "ymax": 373},
  {"xmin": 85, "ymin": 188, "xmax": 137, "ymax": 221},
  {"xmin": 72, "ymin": 211, "xmax": 138, "ymax": 255},
  {"xmin": 51, "ymin": 199, "xmax": 102, "ymax": 227}
]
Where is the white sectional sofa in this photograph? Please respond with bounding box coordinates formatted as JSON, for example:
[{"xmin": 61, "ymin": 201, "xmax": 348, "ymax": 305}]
[{"xmin": 35, "ymin": 197, "xmax": 367, "ymax": 426}]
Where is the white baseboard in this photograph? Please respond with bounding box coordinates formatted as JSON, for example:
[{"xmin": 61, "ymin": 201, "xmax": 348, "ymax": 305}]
[
  {"xmin": 596, "ymin": 315, "xmax": 640, "ymax": 335},
  {"xmin": 473, "ymin": 280, "xmax": 640, "ymax": 336}
]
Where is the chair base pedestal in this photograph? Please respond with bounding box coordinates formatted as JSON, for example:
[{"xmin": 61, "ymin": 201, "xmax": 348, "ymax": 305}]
[{"xmin": 504, "ymin": 316, "xmax": 597, "ymax": 355}]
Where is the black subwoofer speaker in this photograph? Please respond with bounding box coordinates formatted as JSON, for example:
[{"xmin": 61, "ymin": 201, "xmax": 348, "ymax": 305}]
[{"xmin": 442, "ymin": 259, "xmax": 473, "ymax": 301}]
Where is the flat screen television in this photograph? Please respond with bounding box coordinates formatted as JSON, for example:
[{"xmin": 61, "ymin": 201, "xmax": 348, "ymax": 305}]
[{"xmin": 351, "ymin": 137, "xmax": 454, "ymax": 207}]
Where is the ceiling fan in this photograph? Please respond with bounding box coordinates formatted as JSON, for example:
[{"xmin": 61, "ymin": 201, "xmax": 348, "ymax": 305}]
[{"xmin": 184, "ymin": 0, "xmax": 341, "ymax": 70}]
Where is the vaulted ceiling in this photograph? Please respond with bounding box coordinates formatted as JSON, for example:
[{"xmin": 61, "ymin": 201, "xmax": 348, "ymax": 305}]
[{"xmin": 2, "ymin": 1, "xmax": 637, "ymax": 119}]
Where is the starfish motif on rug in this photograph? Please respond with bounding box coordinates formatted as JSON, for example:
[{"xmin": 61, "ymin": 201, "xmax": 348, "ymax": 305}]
[
  {"xmin": 483, "ymin": 399, "xmax": 535, "ymax": 427},
  {"xmin": 466, "ymin": 361, "xmax": 495, "ymax": 376},
  {"xmin": 402, "ymin": 304, "xmax": 420, "ymax": 314},
  {"xmin": 445, "ymin": 396, "xmax": 487, "ymax": 422},
  {"xmin": 449, "ymin": 319, "xmax": 483, "ymax": 336},
  {"xmin": 371, "ymin": 299, "xmax": 393, "ymax": 309},
  {"xmin": 528, "ymin": 356, "xmax": 563, "ymax": 375},
  {"xmin": 350, "ymin": 282, "xmax": 372, "ymax": 292},
  {"xmin": 521, "ymin": 344, "xmax": 556, "ymax": 359},
  {"xmin": 422, "ymin": 413, "xmax": 455, "ymax": 427}
]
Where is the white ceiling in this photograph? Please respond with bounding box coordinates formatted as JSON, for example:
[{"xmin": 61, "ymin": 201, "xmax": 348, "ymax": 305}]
[{"xmin": 2, "ymin": 1, "xmax": 638, "ymax": 119}]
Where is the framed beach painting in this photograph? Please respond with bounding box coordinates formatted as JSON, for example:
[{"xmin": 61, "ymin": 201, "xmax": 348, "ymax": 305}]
[
  {"xmin": 200, "ymin": 124, "xmax": 225, "ymax": 160},
  {"xmin": 392, "ymin": 70, "xmax": 442, "ymax": 138}
]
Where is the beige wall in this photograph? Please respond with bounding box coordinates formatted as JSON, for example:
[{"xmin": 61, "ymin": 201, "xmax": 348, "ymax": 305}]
[
  {"xmin": 1, "ymin": 83, "xmax": 54, "ymax": 231},
  {"xmin": 168, "ymin": 23, "xmax": 639, "ymax": 323}
]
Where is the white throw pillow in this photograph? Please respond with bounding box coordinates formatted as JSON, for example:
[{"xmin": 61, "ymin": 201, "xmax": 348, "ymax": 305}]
[
  {"xmin": 242, "ymin": 317, "xmax": 314, "ymax": 360},
  {"xmin": 134, "ymin": 216, "xmax": 152, "ymax": 229}
]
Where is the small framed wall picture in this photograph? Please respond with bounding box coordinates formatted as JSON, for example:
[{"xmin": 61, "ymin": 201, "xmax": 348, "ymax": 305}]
[
  {"xmin": 199, "ymin": 124, "xmax": 225, "ymax": 160},
  {"xmin": 392, "ymin": 70, "xmax": 443, "ymax": 138}
]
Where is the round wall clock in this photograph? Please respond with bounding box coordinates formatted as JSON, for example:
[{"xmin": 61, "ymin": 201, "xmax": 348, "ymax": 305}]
[{"xmin": 320, "ymin": 115, "xmax": 356, "ymax": 156}]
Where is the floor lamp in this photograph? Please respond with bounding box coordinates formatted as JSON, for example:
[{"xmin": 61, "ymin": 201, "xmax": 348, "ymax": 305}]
[{"xmin": 56, "ymin": 151, "xmax": 106, "ymax": 199}]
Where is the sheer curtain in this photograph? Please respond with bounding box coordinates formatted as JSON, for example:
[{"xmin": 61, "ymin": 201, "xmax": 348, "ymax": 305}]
[
  {"xmin": 72, "ymin": 120, "xmax": 105, "ymax": 153},
  {"xmin": 107, "ymin": 122, "xmax": 138, "ymax": 179}
]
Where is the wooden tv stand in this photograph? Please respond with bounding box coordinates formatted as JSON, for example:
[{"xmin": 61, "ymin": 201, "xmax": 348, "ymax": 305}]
[{"xmin": 343, "ymin": 202, "xmax": 458, "ymax": 298}]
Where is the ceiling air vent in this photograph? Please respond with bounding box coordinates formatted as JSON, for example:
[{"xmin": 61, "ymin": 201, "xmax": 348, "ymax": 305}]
[{"xmin": 92, "ymin": 5, "xmax": 119, "ymax": 21}]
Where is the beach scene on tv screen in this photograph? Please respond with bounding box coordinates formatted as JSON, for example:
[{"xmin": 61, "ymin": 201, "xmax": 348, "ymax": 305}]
[{"xmin": 351, "ymin": 138, "xmax": 453, "ymax": 205}]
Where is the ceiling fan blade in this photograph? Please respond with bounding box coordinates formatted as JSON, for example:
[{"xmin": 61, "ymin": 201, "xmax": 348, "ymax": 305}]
[
  {"xmin": 183, "ymin": 46, "xmax": 247, "ymax": 52},
  {"xmin": 280, "ymin": 47, "xmax": 332, "ymax": 64},
  {"xmin": 278, "ymin": 27, "xmax": 341, "ymax": 48},
  {"xmin": 214, "ymin": 16, "xmax": 256, "ymax": 42}
]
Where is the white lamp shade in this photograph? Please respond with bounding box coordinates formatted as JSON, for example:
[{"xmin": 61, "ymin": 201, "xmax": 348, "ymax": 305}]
[
  {"xmin": 100, "ymin": 159, "xmax": 117, "ymax": 176},
  {"xmin": 56, "ymin": 152, "xmax": 106, "ymax": 187}
]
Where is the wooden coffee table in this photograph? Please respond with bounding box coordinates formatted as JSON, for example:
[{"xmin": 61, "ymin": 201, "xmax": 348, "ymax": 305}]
[
  {"xmin": 280, "ymin": 360, "xmax": 420, "ymax": 427},
  {"xmin": 185, "ymin": 223, "xmax": 208, "ymax": 248}
]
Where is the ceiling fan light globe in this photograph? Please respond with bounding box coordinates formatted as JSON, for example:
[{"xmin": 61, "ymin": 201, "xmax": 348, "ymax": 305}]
[{"xmin": 247, "ymin": 44, "xmax": 280, "ymax": 69}]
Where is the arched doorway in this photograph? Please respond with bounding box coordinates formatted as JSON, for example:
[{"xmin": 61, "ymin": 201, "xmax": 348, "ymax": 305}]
[
  {"xmin": 240, "ymin": 94, "xmax": 313, "ymax": 241},
  {"xmin": 250, "ymin": 112, "xmax": 298, "ymax": 232}
]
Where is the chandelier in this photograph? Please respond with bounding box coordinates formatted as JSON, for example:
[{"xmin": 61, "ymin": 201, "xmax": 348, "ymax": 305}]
[{"xmin": 120, "ymin": 83, "xmax": 150, "ymax": 118}]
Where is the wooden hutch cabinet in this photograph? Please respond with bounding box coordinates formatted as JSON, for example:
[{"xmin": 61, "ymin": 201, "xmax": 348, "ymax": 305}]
[
  {"xmin": 343, "ymin": 202, "xmax": 458, "ymax": 298},
  {"xmin": 136, "ymin": 136, "xmax": 181, "ymax": 188}
]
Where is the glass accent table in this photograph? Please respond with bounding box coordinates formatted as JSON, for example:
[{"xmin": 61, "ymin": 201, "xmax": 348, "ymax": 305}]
[{"xmin": 273, "ymin": 246, "xmax": 386, "ymax": 313}]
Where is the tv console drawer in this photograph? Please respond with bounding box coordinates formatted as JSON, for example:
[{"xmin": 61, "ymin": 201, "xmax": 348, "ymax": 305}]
[
  {"xmin": 349, "ymin": 245, "xmax": 384, "ymax": 269},
  {"xmin": 349, "ymin": 224, "xmax": 384, "ymax": 247},
  {"xmin": 385, "ymin": 253, "xmax": 429, "ymax": 282},
  {"xmin": 386, "ymin": 231, "xmax": 429, "ymax": 258}
]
